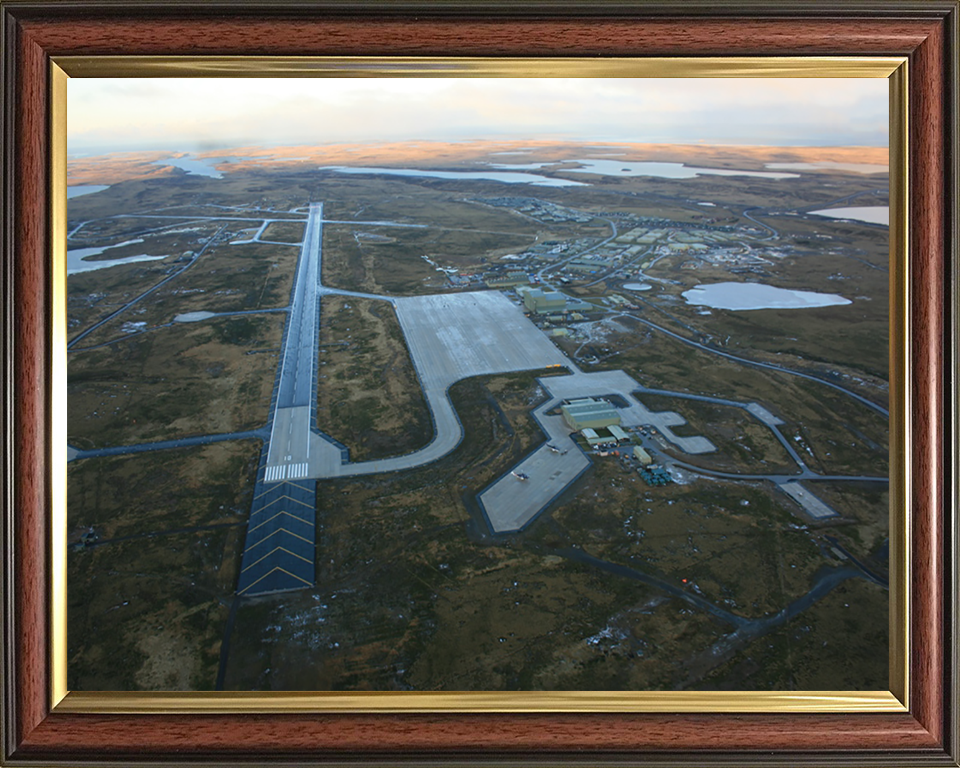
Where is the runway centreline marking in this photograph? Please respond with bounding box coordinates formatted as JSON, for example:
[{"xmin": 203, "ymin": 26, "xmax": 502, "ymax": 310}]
[{"xmin": 267, "ymin": 202, "xmax": 323, "ymax": 469}]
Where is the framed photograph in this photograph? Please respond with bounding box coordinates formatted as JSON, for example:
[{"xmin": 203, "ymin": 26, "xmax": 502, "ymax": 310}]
[{"xmin": 2, "ymin": 1, "xmax": 957, "ymax": 765}]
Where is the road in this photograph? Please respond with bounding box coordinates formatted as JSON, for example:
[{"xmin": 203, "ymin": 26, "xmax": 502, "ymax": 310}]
[
  {"xmin": 535, "ymin": 217, "xmax": 619, "ymax": 284},
  {"xmin": 634, "ymin": 385, "xmax": 809, "ymax": 469},
  {"xmin": 824, "ymin": 535, "xmax": 889, "ymax": 586},
  {"xmin": 741, "ymin": 207, "xmax": 779, "ymax": 239},
  {"xmin": 623, "ymin": 313, "xmax": 889, "ymax": 417},
  {"xmin": 68, "ymin": 428, "xmax": 268, "ymax": 461},
  {"xmin": 67, "ymin": 224, "xmax": 226, "ymax": 350}
]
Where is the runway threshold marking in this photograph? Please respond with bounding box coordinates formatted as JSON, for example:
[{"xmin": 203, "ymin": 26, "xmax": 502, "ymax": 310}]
[{"xmin": 264, "ymin": 462, "xmax": 309, "ymax": 482}]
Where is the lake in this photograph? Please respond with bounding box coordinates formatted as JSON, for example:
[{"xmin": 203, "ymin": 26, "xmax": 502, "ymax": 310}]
[
  {"xmin": 808, "ymin": 206, "xmax": 889, "ymax": 226},
  {"xmin": 491, "ymin": 159, "xmax": 800, "ymax": 180},
  {"xmin": 682, "ymin": 282, "xmax": 852, "ymax": 311},
  {"xmin": 765, "ymin": 161, "xmax": 888, "ymax": 175},
  {"xmin": 67, "ymin": 185, "xmax": 110, "ymax": 199},
  {"xmin": 318, "ymin": 166, "xmax": 586, "ymax": 187},
  {"xmin": 68, "ymin": 239, "xmax": 167, "ymax": 275},
  {"xmin": 152, "ymin": 155, "xmax": 224, "ymax": 178}
]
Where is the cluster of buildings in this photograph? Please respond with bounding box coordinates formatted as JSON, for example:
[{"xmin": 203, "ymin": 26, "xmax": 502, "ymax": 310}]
[
  {"xmin": 558, "ymin": 397, "xmax": 672, "ymax": 485},
  {"xmin": 519, "ymin": 286, "xmax": 566, "ymax": 314},
  {"xmin": 472, "ymin": 196, "xmax": 593, "ymax": 224},
  {"xmin": 560, "ymin": 397, "xmax": 632, "ymax": 449}
]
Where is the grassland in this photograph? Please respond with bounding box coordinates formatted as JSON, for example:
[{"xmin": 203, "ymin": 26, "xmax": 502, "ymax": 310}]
[
  {"xmin": 698, "ymin": 577, "xmax": 888, "ymax": 690},
  {"xmin": 317, "ymin": 295, "xmax": 432, "ymax": 461},
  {"xmin": 68, "ymin": 315, "xmax": 282, "ymax": 448},
  {"xmin": 608, "ymin": 223, "xmax": 889, "ymax": 389},
  {"xmin": 526, "ymin": 458, "xmax": 826, "ymax": 618},
  {"xmin": 70, "ymin": 242, "xmax": 296, "ymax": 351},
  {"xmin": 228, "ymin": 369, "xmax": 717, "ymax": 691},
  {"xmin": 635, "ymin": 393, "xmax": 796, "ymax": 474},
  {"xmin": 805, "ymin": 481, "xmax": 890, "ymax": 564},
  {"xmin": 69, "ymin": 217, "xmax": 223, "ymax": 249},
  {"xmin": 67, "ymin": 440, "xmax": 259, "ymax": 690},
  {"xmin": 261, "ymin": 220, "xmax": 305, "ymax": 243},
  {"xmin": 322, "ymin": 223, "xmax": 537, "ymax": 295}
]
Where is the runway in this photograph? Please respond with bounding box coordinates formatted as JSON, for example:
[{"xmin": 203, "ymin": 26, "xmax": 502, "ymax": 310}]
[
  {"xmin": 237, "ymin": 203, "xmax": 323, "ymax": 595},
  {"xmin": 265, "ymin": 202, "xmax": 324, "ymax": 480}
]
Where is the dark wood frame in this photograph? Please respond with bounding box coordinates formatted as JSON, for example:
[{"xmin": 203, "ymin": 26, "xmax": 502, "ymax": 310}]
[{"xmin": 2, "ymin": 1, "xmax": 957, "ymax": 765}]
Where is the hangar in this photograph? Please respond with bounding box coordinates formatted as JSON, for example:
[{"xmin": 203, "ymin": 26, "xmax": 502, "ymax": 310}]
[
  {"xmin": 522, "ymin": 288, "xmax": 567, "ymax": 314},
  {"xmin": 561, "ymin": 398, "xmax": 621, "ymax": 430}
]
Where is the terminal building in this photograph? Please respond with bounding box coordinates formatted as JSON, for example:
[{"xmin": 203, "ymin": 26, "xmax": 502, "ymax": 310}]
[{"xmin": 561, "ymin": 397, "xmax": 621, "ymax": 431}]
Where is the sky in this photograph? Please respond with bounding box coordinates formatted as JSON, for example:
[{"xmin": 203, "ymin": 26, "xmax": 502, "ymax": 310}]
[{"xmin": 67, "ymin": 77, "xmax": 889, "ymax": 155}]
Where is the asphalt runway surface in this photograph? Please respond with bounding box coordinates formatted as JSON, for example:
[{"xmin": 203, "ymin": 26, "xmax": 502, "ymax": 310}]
[{"xmin": 265, "ymin": 203, "xmax": 323, "ymax": 481}]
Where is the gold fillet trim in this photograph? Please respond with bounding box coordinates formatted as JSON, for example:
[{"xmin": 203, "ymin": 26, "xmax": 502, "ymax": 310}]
[
  {"xmin": 887, "ymin": 60, "xmax": 909, "ymax": 709},
  {"xmin": 52, "ymin": 55, "xmax": 906, "ymax": 79},
  {"xmin": 55, "ymin": 690, "xmax": 906, "ymax": 715},
  {"xmin": 50, "ymin": 62, "xmax": 69, "ymax": 710},
  {"xmin": 51, "ymin": 55, "xmax": 908, "ymax": 715}
]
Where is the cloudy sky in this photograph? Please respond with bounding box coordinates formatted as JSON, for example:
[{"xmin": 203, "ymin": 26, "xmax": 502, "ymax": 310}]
[{"xmin": 68, "ymin": 77, "xmax": 888, "ymax": 155}]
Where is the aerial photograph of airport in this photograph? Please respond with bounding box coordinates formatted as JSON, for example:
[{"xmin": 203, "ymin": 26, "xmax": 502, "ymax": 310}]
[{"xmin": 65, "ymin": 76, "xmax": 890, "ymax": 692}]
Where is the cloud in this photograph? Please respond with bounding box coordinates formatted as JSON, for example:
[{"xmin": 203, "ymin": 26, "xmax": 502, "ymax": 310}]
[{"xmin": 67, "ymin": 77, "xmax": 889, "ymax": 153}]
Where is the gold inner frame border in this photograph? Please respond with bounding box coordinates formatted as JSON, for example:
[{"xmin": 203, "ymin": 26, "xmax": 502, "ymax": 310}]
[{"xmin": 49, "ymin": 55, "xmax": 909, "ymax": 714}]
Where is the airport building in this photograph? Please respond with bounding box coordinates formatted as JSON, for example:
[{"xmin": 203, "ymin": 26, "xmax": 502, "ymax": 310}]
[
  {"xmin": 581, "ymin": 427, "xmax": 606, "ymax": 446},
  {"xmin": 561, "ymin": 397, "xmax": 621, "ymax": 430},
  {"xmin": 609, "ymin": 425, "xmax": 630, "ymax": 443},
  {"xmin": 522, "ymin": 288, "xmax": 567, "ymax": 314},
  {"xmin": 486, "ymin": 270, "xmax": 530, "ymax": 288},
  {"xmin": 633, "ymin": 445, "xmax": 653, "ymax": 465}
]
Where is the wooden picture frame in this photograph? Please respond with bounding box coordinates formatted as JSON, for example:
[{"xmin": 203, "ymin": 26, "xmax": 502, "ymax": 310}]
[{"xmin": 2, "ymin": 1, "xmax": 957, "ymax": 764}]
